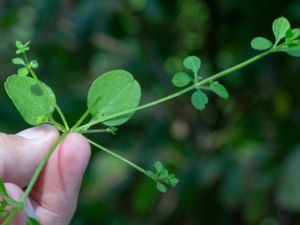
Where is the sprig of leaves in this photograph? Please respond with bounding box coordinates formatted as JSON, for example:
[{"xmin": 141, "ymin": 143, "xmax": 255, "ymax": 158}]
[
  {"xmin": 251, "ymin": 16, "xmax": 300, "ymax": 57},
  {"xmin": 146, "ymin": 161, "xmax": 179, "ymax": 193},
  {"xmin": 172, "ymin": 56, "xmax": 229, "ymax": 111},
  {"xmin": 3, "ymin": 17, "xmax": 300, "ymax": 224}
]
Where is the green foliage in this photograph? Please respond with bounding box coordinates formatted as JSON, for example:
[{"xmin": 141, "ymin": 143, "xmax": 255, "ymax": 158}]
[
  {"xmin": 209, "ymin": 81, "xmax": 229, "ymax": 99},
  {"xmin": 251, "ymin": 37, "xmax": 273, "ymax": 50},
  {"xmin": 172, "ymin": 72, "xmax": 192, "ymax": 87},
  {"xmin": 87, "ymin": 70, "xmax": 141, "ymax": 127},
  {"xmin": 26, "ymin": 217, "xmax": 41, "ymax": 225},
  {"xmin": 12, "ymin": 58, "xmax": 25, "ymax": 65},
  {"xmin": 272, "ymin": 16, "xmax": 290, "ymax": 45},
  {"xmin": 183, "ymin": 56, "xmax": 201, "ymax": 76},
  {"xmin": 2, "ymin": 15, "xmax": 300, "ymax": 224},
  {"xmin": 5, "ymin": 75, "xmax": 56, "ymax": 126},
  {"xmin": 146, "ymin": 161, "xmax": 179, "ymax": 193},
  {"xmin": 15, "ymin": 40, "xmax": 30, "ymax": 55},
  {"xmin": 191, "ymin": 90, "xmax": 208, "ymax": 111},
  {"xmin": 17, "ymin": 67, "xmax": 29, "ymax": 77}
]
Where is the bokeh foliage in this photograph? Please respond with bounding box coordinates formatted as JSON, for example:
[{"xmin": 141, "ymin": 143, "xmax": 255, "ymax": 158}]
[{"xmin": 1, "ymin": 0, "xmax": 300, "ymax": 224}]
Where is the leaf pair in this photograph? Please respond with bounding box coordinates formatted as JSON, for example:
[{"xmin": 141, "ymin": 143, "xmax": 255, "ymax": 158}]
[
  {"xmin": 146, "ymin": 161, "xmax": 179, "ymax": 193},
  {"xmin": 172, "ymin": 56, "xmax": 201, "ymax": 88}
]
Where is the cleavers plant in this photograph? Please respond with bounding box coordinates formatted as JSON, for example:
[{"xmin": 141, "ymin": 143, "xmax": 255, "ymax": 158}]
[{"xmin": 1, "ymin": 16, "xmax": 300, "ymax": 224}]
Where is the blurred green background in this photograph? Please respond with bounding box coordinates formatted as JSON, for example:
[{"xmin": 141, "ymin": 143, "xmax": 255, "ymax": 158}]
[{"xmin": 1, "ymin": 0, "xmax": 300, "ymax": 224}]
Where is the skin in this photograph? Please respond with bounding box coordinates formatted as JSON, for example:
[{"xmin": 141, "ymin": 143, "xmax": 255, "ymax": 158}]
[{"xmin": 0, "ymin": 124, "xmax": 91, "ymax": 225}]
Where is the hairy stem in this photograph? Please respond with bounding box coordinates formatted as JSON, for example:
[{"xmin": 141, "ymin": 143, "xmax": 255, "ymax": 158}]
[{"xmin": 77, "ymin": 48, "xmax": 274, "ymax": 131}]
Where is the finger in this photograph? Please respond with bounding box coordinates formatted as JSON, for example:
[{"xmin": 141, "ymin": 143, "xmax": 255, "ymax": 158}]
[
  {"xmin": 0, "ymin": 125, "xmax": 59, "ymax": 188},
  {"xmin": 30, "ymin": 133, "xmax": 91, "ymax": 225}
]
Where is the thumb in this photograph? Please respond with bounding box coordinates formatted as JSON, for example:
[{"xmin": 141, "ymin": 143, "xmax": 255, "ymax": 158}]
[{"xmin": 0, "ymin": 125, "xmax": 59, "ymax": 188}]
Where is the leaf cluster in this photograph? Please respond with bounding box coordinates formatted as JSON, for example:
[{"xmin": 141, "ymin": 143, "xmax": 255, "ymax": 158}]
[
  {"xmin": 251, "ymin": 17, "xmax": 300, "ymax": 57},
  {"xmin": 146, "ymin": 161, "xmax": 179, "ymax": 193},
  {"xmin": 172, "ymin": 56, "xmax": 229, "ymax": 111}
]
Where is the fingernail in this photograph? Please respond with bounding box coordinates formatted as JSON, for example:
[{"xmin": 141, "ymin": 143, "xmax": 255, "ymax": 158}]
[{"xmin": 17, "ymin": 124, "xmax": 52, "ymax": 139}]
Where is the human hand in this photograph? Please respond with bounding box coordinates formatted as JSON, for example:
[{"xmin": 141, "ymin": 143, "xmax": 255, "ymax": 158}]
[{"xmin": 0, "ymin": 125, "xmax": 91, "ymax": 225}]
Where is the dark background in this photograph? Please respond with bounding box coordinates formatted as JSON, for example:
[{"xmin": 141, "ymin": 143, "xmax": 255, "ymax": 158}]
[{"xmin": 1, "ymin": 0, "xmax": 300, "ymax": 225}]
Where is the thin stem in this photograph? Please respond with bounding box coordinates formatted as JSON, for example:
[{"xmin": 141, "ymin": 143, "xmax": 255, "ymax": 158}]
[
  {"xmin": 23, "ymin": 54, "xmax": 69, "ymax": 130},
  {"xmin": 2, "ymin": 204, "xmax": 22, "ymax": 225},
  {"xmin": 77, "ymin": 49, "xmax": 274, "ymax": 131},
  {"xmin": 88, "ymin": 139, "xmax": 147, "ymax": 176},
  {"xmin": 71, "ymin": 109, "xmax": 90, "ymax": 131},
  {"xmin": 80, "ymin": 129, "xmax": 109, "ymax": 134},
  {"xmin": 49, "ymin": 119, "xmax": 65, "ymax": 132}
]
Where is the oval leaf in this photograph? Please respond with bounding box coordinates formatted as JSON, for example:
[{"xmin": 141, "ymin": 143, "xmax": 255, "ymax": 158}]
[
  {"xmin": 156, "ymin": 182, "xmax": 167, "ymax": 193},
  {"xmin": 172, "ymin": 72, "xmax": 192, "ymax": 87},
  {"xmin": 209, "ymin": 81, "xmax": 229, "ymax": 99},
  {"xmin": 272, "ymin": 17, "xmax": 290, "ymax": 44},
  {"xmin": 183, "ymin": 56, "xmax": 201, "ymax": 75},
  {"xmin": 191, "ymin": 90, "xmax": 208, "ymax": 111},
  {"xmin": 251, "ymin": 37, "xmax": 273, "ymax": 50},
  {"xmin": 5, "ymin": 75, "xmax": 56, "ymax": 126},
  {"xmin": 87, "ymin": 70, "xmax": 141, "ymax": 126}
]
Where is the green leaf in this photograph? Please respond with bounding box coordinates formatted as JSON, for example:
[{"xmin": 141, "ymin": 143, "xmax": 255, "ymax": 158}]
[
  {"xmin": 87, "ymin": 70, "xmax": 141, "ymax": 126},
  {"xmin": 154, "ymin": 161, "xmax": 163, "ymax": 173},
  {"xmin": 18, "ymin": 67, "xmax": 29, "ymax": 77},
  {"xmin": 171, "ymin": 72, "xmax": 192, "ymax": 87},
  {"xmin": 191, "ymin": 90, "xmax": 208, "ymax": 111},
  {"xmin": 30, "ymin": 60, "xmax": 39, "ymax": 69},
  {"xmin": 183, "ymin": 56, "xmax": 201, "ymax": 75},
  {"xmin": 209, "ymin": 81, "xmax": 229, "ymax": 99},
  {"xmin": 12, "ymin": 58, "xmax": 25, "ymax": 65},
  {"xmin": 0, "ymin": 178, "xmax": 7, "ymax": 197},
  {"xmin": 159, "ymin": 169, "xmax": 169, "ymax": 179},
  {"xmin": 16, "ymin": 40, "xmax": 23, "ymax": 49},
  {"xmin": 292, "ymin": 28, "xmax": 300, "ymax": 40},
  {"xmin": 26, "ymin": 217, "xmax": 41, "ymax": 225},
  {"xmin": 156, "ymin": 182, "xmax": 167, "ymax": 193},
  {"xmin": 278, "ymin": 41, "xmax": 300, "ymax": 57},
  {"xmin": 5, "ymin": 75, "xmax": 56, "ymax": 126},
  {"xmin": 250, "ymin": 37, "xmax": 273, "ymax": 50},
  {"xmin": 272, "ymin": 17, "xmax": 290, "ymax": 44}
]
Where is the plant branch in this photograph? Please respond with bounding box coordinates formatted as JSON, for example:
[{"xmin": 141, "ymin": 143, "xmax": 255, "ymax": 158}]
[
  {"xmin": 88, "ymin": 139, "xmax": 148, "ymax": 176},
  {"xmin": 77, "ymin": 48, "xmax": 274, "ymax": 131}
]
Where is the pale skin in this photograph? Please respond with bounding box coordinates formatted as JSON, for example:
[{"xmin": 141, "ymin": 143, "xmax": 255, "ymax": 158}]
[{"xmin": 0, "ymin": 124, "xmax": 91, "ymax": 225}]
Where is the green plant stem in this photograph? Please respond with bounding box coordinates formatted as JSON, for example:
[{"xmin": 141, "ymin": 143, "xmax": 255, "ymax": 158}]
[
  {"xmin": 23, "ymin": 54, "xmax": 69, "ymax": 130},
  {"xmin": 88, "ymin": 139, "xmax": 148, "ymax": 177},
  {"xmin": 71, "ymin": 109, "xmax": 90, "ymax": 130},
  {"xmin": 2, "ymin": 204, "xmax": 22, "ymax": 225},
  {"xmin": 80, "ymin": 129, "xmax": 108, "ymax": 134},
  {"xmin": 77, "ymin": 49, "xmax": 274, "ymax": 131}
]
